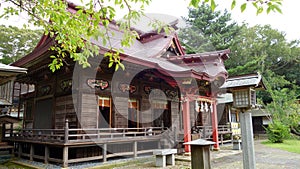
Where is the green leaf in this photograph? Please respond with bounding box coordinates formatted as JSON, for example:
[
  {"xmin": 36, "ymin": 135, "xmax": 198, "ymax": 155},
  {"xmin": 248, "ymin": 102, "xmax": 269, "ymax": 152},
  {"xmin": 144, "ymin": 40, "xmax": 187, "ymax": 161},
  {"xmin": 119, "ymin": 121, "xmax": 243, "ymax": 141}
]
[
  {"xmin": 115, "ymin": 63, "xmax": 119, "ymax": 71},
  {"xmin": 273, "ymin": 5, "xmax": 282, "ymax": 14},
  {"xmin": 256, "ymin": 7, "xmax": 263, "ymax": 15},
  {"xmin": 210, "ymin": 0, "xmax": 216, "ymax": 12},
  {"xmin": 119, "ymin": 62, "xmax": 125, "ymax": 70},
  {"xmin": 267, "ymin": 6, "xmax": 272, "ymax": 14},
  {"xmin": 231, "ymin": 0, "xmax": 236, "ymax": 10},
  {"xmin": 241, "ymin": 3, "xmax": 247, "ymax": 12},
  {"xmin": 252, "ymin": 2, "xmax": 258, "ymax": 9},
  {"xmin": 189, "ymin": 0, "xmax": 200, "ymax": 8},
  {"xmin": 108, "ymin": 62, "xmax": 113, "ymax": 68}
]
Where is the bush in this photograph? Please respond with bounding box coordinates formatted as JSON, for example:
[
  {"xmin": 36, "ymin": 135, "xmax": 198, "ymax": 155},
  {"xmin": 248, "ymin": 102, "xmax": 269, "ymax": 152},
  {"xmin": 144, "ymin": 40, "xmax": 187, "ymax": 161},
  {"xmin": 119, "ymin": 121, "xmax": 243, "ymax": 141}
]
[{"xmin": 265, "ymin": 121, "xmax": 290, "ymax": 143}]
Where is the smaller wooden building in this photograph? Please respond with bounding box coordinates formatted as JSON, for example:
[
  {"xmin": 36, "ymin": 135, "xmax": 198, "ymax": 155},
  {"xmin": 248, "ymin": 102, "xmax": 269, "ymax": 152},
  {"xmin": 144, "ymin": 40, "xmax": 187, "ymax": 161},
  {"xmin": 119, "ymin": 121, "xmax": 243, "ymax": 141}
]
[{"xmin": 219, "ymin": 73, "xmax": 267, "ymax": 136}]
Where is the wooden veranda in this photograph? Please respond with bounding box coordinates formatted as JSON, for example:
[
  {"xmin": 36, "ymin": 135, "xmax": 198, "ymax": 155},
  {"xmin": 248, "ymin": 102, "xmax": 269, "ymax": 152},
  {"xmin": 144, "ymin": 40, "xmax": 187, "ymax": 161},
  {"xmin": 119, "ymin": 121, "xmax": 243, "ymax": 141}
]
[{"xmin": 4, "ymin": 120, "xmax": 168, "ymax": 167}]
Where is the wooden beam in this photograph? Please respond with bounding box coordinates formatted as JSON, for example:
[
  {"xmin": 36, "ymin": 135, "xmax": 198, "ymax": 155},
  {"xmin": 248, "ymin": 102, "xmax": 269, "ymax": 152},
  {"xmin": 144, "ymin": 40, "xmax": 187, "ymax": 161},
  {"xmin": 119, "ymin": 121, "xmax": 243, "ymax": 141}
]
[
  {"xmin": 18, "ymin": 143, "xmax": 22, "ymax": 158},
  {"xmin": 30, "ymin": 144, "xmax": 34, "ymax": 161},
  {"xmin": 133, "ymin": 141, "xmax": 137, "ymax": 158},
  {"xmin": 45, "ymin": 145, "xmax": 49, "ymax": 164},
  {"xmin": 64, "ymin": 119, "xmax": 69, "ymax": 143},
  {"xmin": 63, "ymin": 146, "xmax": 68, "ymax": 168},
  {"xmin": 68, "ymin": 155, "xmax": 103, "ymax": 163},
  {"xmin": 102, "ymin": 144, "xmax": 107, "ymax": 162}
]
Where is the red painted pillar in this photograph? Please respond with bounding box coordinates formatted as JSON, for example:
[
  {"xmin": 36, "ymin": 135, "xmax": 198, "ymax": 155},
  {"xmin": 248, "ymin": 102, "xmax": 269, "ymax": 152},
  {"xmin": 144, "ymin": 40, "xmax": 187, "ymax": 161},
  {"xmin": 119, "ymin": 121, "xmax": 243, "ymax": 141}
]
[
  {"xmin": 182, "ymin": 97, "xmax": 191, "ymax": 153},
  {"xmin": 211, "ymin": 100, "xmax": 220, "ymax": 150}
]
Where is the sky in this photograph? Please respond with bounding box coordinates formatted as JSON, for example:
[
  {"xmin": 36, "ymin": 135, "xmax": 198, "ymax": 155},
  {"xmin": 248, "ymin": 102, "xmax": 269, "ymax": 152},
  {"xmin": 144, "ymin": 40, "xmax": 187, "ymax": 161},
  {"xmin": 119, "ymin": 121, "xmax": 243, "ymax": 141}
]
[
  {"xmin": 1, "ymin": 0, "xmax": 299, "ymax": 41},
  {"xmin": 140, "ymin": 0, "xmax": 300, "ymax": 42}
]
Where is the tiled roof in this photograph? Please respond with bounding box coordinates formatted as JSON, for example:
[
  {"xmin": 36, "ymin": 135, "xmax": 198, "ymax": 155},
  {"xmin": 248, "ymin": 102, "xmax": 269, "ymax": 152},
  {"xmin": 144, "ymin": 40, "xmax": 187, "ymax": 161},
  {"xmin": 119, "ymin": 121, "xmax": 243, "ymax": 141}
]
[
  {"xmin": 221, "ymin": 73, "xmax": 266, "ymax": 89},
  {"xmin": 12, "ymin": 3, "xmax": 229, "ymax": 83}
]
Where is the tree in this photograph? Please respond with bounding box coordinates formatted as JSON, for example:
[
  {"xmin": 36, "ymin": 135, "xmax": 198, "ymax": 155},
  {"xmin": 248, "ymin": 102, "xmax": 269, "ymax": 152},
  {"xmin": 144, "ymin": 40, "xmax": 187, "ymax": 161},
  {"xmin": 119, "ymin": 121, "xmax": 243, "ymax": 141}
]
[
  {"xmin": 0, "ymin": 0, "xmax": 283, "ymax": 71},
  {"xmin": 227, "ymin": 25, "xmax": 298, "ymax": 76},
  {"xmin": 0, "ymin": 25, "xmax": 43, "ymax": 64},
  {"xmin": 263, "ymin": 71, "xmax": 300, "ymax": 142},
  {"xmin": 226, "ymin": 24, "xmax": 300, "ymax": 103},
  {"xmin": 178, "ymin": 3, "xmax": 240, "ymax": 53},
  {"xmin": 223, "ymin": 23, "xmax": 300, "ymax": 141}
]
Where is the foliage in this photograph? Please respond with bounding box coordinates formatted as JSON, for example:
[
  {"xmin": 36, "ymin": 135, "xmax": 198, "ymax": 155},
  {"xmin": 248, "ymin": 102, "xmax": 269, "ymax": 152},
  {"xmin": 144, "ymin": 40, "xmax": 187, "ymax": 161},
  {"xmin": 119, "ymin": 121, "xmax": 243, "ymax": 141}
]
[
  {"xmin": 0, "ymin": 0, "xmax": 282, "ymax": 72},
  {"xmin": 227, "ymin": 25, "xmax": 297, "ymax": 76},
  {"xmin": 265, "ymin": 120, "xmax": 290, "ymax": 143},
  {"xmin": 233, "ymin": 134, "xmax": 241, "ymax": 140},
  {"xmin": 178, "ymin": 3, "xmax": 240, "ymax": 53},
  {"xmin": 226, "ymin": 24, "xmax": 300, "ymax": 102},
  {"xmin": 262, "ymin": 139, "xmax": 300, "ymax": 154},
  {"xmin": 189, "ymin": 0, "xmax": 283, "ymax": 15},
  {"xmin": 0, "ymin": 25, "xmax": 43, "ymax": 64},
  {"xmin": 263, "ymin": 71, "xmax": 300, "ymax": 142}
]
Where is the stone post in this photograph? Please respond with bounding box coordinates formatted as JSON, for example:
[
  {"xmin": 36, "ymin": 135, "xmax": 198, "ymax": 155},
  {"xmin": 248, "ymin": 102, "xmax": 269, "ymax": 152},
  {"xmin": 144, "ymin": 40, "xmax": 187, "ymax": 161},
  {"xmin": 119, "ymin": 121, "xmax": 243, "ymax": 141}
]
[{"xmin": 240, "ymin": 111, "xmax": 256, "ymax": 169}]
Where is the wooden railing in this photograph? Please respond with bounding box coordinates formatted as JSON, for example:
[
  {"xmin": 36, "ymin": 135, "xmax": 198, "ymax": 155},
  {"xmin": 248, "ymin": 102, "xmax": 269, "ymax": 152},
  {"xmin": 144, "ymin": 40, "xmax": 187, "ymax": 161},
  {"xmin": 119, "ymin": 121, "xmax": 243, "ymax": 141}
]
[
  {"xmin": 191, "ymin": 125, "xmax": 233, "ymax": 145},
  {"xmin": 5, "ymin": 123, "xmax": 166, "ymax": 144}
]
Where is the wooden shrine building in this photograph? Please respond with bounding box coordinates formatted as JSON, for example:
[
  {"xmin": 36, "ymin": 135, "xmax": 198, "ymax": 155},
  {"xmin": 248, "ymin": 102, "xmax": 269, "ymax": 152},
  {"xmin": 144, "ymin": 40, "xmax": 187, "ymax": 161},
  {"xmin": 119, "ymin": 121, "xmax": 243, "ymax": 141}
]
[{"xmin": 5, "ymin": 3, "xmax": 230, "ymax": 167}]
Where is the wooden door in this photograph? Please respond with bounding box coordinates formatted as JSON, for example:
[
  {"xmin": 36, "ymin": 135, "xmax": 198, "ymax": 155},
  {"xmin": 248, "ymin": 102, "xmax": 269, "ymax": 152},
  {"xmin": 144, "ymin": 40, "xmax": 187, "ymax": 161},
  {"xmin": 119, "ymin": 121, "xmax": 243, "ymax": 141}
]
[{"xmin": 34, "ymin": 98, "xmax": 53, "ymax": 129}]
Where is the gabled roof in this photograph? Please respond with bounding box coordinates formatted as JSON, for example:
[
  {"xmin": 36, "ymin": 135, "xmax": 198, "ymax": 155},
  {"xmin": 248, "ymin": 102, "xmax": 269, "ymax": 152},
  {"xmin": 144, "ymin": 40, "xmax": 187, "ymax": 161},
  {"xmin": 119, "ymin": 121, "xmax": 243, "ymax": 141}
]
[
  {"xmin": 221, "ymin": 72, "xmax": 266, "ymax": 90},
  {"xmin": 12, "ymin": 2, "xmax": 229, "ymax": 84}
]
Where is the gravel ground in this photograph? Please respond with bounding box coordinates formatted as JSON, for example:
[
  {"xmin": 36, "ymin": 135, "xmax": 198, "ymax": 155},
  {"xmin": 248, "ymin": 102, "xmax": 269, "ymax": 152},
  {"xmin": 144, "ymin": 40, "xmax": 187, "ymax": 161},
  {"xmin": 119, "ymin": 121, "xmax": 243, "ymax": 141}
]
[
  {"xmin": 3, "ymin": 139, "xmax": 300, "ymax": 169},
  {"xmin": 211, "ymin": 140, "xmax": 300, "ymax": 169}
]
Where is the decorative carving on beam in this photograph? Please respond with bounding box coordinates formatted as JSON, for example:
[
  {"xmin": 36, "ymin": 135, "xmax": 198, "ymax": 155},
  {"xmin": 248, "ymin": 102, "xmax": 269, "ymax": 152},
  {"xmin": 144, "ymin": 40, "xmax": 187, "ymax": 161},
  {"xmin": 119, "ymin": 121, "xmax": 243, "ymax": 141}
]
[
  {"xmin": 119, "ymin": 83, "xmax": 136, "ymax": 94},
  {"xmin": 144, "ymin": 86, "xmax": 153, "ymax": 94},
  {"xmin": 87, "ymin": 79, "xmax": 109, "ymax": 90},
  {"xmin": 60, "ymin": 79, "xmax": 72, "ymax": 92},
  {"xmin": 165, "ymin": 89, "xmax": 178, "ymax": 99},
  {"xmin": 39, "ymin": 85, "xmax": 51, "ymax": 96}
]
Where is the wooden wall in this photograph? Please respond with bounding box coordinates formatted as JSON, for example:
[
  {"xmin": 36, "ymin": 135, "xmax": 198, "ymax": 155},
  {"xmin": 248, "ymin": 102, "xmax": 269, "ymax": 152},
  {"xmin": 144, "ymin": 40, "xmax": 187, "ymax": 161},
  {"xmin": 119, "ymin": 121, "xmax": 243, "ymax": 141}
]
[
  {"xmin": 113, "ymin": 97, "xmax": 128, "ymax": 128},
  {"xmin": 55, "ymin": 95, "xmax": 77, "ymax": 129},
  {"xmin": 22, "ymin": 57, "xmax": 182, "ymax": 130},
  {"xmin": 80, "ymin": 93, "xmax": 98, "ymax": 128}
]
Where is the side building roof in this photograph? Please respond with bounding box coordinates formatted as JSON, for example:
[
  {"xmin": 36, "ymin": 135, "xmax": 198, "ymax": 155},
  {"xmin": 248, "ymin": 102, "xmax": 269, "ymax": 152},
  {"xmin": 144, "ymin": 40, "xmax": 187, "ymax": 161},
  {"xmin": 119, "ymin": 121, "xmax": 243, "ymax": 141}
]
[{"xmin": 221, "ymin": 72, "xmax": 266, "ymax": 90}]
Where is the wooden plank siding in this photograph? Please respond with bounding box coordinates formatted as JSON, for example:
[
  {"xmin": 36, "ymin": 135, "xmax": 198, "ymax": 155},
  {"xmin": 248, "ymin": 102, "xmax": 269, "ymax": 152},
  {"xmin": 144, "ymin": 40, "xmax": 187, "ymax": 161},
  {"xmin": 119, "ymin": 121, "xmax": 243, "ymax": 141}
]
[
  {"xmin": 114, "ymin": 97, "xmax": 129, "ymax": 128},
  {"xmin": 81, "ymin": 93, "xmax": 98, "ymax": 129},
  {"xmin": 55, "ymin": 95, "xmax": 77, "ymax": 129}
]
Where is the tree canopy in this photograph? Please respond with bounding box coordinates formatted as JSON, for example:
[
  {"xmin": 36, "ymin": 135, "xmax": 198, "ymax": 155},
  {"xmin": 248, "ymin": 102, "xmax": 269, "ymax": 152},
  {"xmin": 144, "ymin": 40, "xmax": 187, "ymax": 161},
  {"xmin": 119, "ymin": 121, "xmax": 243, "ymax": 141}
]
[
  {"xmin": 0, "ymin": 25, "xmax": 43, "ymax": 64},
  {"xmin": 179, "ymin": 3, "xmax": 240, "ymax": 53}
]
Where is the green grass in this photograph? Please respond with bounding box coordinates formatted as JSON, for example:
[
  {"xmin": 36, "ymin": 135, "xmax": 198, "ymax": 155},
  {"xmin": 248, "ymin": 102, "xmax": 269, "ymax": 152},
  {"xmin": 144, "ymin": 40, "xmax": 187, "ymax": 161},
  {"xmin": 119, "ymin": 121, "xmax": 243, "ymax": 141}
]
[
  {"xmin": 0, "ymin": 161, "xmax": 34, "ymax": 169},
  {"xmin": 262, "ymin": 139, "xmax": 300, "ymax": 154}
]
